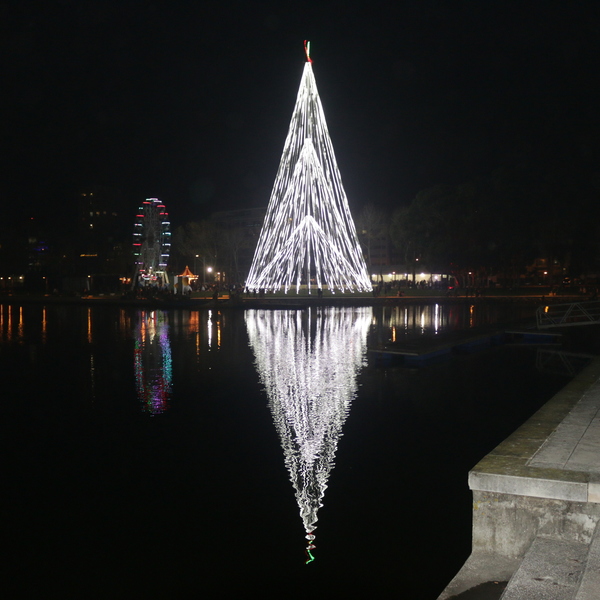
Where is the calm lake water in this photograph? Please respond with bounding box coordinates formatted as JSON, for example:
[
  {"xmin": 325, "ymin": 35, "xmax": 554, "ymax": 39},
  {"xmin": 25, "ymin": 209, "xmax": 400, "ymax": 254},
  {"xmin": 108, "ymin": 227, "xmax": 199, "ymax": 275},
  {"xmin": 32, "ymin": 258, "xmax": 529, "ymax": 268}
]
[{"xmin": 1, "ymin": 302, "xmax": 580, "ymax": 598}]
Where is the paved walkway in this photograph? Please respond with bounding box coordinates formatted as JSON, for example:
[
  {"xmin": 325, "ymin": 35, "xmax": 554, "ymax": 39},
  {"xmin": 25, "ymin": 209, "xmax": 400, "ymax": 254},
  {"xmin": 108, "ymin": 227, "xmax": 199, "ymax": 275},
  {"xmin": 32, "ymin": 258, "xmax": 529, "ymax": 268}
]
[
  {"xmin": 529, "ymin": 380, "xmax": 600, "ymax": 479},
  {"xmin": 439, "ymin": 356, "xmax": 600, "ymax": 599}
]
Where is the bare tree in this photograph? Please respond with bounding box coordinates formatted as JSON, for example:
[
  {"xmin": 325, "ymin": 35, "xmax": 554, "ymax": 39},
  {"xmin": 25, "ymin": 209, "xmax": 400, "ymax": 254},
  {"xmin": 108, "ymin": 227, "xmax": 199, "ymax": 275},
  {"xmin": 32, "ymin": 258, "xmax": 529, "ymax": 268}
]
[
  {"xmin": 171, "ymin": 220, "xmax": 219, "ymax": 276},
  {"xmin": 356, "ymin": 204, "xmax": 388, "ymax": 269},
  {"xmin": 220, "ymin": 227, "xmax": 251, "ymax": 284}
]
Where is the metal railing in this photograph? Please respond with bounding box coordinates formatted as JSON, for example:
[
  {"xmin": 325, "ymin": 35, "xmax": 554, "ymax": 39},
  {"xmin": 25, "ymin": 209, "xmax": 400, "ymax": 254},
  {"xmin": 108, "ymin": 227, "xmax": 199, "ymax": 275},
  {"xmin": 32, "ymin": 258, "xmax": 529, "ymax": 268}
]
[
  {"xmin": 536, "ymin": 300, "xmax": 600, "ymax": 329},
  {"xmin": 535, "ymin": 348, "xmax": 593, "ymax": 376}
]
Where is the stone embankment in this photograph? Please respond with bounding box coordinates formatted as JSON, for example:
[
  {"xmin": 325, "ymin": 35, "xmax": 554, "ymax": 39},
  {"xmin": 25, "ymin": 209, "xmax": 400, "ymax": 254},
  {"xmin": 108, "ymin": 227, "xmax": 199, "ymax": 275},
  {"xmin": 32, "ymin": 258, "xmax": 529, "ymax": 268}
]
[{"xmin": 439, "ymin": 356, "xmax": 600, "ymax": 600}]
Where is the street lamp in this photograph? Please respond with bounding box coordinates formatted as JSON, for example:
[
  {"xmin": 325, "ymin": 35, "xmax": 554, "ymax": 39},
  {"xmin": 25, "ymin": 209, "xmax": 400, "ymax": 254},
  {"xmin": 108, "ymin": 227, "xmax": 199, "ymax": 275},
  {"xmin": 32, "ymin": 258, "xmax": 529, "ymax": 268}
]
[{"xmin": 194, "ymin": 255, "xmax": 210, "ymax": 285}]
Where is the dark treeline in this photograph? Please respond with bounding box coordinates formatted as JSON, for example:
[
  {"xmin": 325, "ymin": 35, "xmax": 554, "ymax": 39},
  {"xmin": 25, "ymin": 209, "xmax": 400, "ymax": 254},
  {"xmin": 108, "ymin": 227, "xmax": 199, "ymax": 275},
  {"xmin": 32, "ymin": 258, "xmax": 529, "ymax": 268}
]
[
  {"xmin": 383, "ymin": 133, "xmax": 600, "ymax": 285},
  {"xmin": 3, "ymin": 124, "xmax": 600, "ymax": 291},
  {"xmin": 170, "ymin": 220, "xmax": 255, "ymax": 287}
]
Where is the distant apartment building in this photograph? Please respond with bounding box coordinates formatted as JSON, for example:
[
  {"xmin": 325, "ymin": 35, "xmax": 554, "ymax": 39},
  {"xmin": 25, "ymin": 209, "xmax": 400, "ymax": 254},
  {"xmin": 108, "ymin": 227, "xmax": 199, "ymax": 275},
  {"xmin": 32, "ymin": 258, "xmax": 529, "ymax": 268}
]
[{"xmin": 76, "ymin": 187, "xmax": 130, "ymax": 277}]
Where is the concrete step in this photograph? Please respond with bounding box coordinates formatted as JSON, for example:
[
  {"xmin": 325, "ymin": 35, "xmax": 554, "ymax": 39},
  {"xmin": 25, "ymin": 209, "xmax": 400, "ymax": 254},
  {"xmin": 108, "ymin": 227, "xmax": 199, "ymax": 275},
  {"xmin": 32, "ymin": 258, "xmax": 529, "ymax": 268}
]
[
  {"xmin": 500, "ymin": 536, "xmax": 588, "ymax": 599},
  {"xmin": 575, "ymin": 521, "xmax": 600, "ymax": 600},
  {"xmin": 436, "ymin": 551, "xmax": 520, "ymax": 599}
]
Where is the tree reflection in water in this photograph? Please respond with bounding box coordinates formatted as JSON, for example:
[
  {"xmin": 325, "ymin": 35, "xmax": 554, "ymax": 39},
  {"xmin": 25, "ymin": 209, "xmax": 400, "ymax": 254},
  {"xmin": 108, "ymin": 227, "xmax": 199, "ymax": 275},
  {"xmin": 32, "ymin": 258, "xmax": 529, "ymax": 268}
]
[{"xmin": 245, "ymin": 306, "xmax": 372, "ymax": 562}]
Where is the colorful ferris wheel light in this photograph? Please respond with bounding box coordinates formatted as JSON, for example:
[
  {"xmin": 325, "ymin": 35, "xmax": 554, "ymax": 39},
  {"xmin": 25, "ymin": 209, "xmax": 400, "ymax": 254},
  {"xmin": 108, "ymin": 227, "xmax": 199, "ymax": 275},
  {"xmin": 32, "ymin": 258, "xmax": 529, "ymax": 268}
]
[{"xmin": 132, "ymin": 198, "xmax": 171, "ymax": 285}]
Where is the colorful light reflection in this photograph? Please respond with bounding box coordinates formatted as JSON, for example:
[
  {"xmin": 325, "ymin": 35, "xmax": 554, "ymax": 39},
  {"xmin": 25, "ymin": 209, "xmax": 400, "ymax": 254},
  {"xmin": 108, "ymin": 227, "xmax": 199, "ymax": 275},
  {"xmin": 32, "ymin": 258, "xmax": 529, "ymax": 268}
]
[{"xmin": 134, "ymin": 310, "xmax": 172, "ymax": 415}]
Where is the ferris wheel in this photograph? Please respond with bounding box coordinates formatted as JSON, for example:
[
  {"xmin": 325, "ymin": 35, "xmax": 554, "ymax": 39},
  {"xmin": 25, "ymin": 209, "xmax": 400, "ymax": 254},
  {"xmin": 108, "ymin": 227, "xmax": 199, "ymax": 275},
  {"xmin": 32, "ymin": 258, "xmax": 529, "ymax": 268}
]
[{"xmin": 133, "ymin": 198, "xmax": 171, "ymax": 286}]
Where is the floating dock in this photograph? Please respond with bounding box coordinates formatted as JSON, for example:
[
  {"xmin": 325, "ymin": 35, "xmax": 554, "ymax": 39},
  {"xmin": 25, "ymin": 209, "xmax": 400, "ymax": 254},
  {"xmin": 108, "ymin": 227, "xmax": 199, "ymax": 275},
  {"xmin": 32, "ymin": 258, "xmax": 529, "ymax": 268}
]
[{"xmin": 369, "ymin": 328, "xmax": 562, "ymax": 366}]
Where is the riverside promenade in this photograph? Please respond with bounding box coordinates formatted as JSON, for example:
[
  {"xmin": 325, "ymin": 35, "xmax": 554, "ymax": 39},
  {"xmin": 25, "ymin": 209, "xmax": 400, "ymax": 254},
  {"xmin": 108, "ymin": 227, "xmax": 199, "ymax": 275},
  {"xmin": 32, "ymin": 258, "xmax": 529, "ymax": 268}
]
[
  {"xmin": 0, "ymin": 285, "xmax": 587, "ymax": 310},
  {"xmin": 439, "ymin": 356, "xmax": 600, "ymax": 600}
]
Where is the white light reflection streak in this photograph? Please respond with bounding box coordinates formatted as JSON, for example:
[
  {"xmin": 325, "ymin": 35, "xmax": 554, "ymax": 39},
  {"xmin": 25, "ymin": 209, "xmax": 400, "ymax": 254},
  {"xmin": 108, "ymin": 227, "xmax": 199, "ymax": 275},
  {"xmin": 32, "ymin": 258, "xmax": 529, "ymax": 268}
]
[
  {"xmin": 207, "ymin": 310, "xmax": 213, "ymax": 349},
  {"xmin": 246, "ymin": 306, "xmax": 371, "ymax": 560}
]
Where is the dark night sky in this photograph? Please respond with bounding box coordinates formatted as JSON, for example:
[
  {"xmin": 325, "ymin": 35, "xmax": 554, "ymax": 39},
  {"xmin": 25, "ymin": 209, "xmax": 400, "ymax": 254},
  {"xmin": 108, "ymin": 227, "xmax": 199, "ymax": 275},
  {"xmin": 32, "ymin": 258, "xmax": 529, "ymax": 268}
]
[{"xmin": 2, "ymin": 0, "xmax": 600, "ymax": 229}]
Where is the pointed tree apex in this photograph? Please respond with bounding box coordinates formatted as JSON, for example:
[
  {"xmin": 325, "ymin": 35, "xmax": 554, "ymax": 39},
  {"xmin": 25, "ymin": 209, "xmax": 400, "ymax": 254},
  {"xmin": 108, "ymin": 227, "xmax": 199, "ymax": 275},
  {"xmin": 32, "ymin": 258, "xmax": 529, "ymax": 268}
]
[{"xmin": 304, "ymin": 40, "xmax": 313, "ymax": 63}]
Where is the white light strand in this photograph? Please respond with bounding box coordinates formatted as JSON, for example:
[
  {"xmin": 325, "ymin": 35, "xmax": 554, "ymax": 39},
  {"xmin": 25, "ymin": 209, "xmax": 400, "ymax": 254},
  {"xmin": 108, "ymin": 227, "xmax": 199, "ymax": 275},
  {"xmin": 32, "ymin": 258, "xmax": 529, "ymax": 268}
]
[
  {"xmin": 246, "ymin": 63, "xmax": 372, "ymax": 294},
  {"xmin": 245, "ymin": 307, "xmax": 372, "ymax": 538}
]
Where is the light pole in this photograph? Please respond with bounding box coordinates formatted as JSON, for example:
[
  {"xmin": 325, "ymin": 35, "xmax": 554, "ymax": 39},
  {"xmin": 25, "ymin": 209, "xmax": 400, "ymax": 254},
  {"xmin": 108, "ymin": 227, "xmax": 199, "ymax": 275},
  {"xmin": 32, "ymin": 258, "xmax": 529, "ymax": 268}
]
[
  {"xmin": 194, "ymin": 254, "xmax": 209, "ymax": 286},
  {"xmin": 202, "ymin": 257, "xmax": 209, "ymax": 285}
]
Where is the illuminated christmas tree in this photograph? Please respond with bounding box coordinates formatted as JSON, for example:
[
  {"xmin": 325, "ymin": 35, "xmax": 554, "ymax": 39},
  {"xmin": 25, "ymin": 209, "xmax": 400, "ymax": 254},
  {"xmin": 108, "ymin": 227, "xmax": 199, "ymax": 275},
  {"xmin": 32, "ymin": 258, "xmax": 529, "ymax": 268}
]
[{"xmin": 245, "ymin": 42, "xmax": 372, "ymax": 294}]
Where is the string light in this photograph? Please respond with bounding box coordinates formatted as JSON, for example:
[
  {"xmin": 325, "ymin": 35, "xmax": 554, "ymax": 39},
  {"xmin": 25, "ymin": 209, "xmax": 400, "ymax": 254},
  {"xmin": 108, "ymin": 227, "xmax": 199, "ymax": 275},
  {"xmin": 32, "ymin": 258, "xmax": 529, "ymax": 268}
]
[{"xmin": 246, "ymin": 49, "xmax": 371, "ymax": 294}]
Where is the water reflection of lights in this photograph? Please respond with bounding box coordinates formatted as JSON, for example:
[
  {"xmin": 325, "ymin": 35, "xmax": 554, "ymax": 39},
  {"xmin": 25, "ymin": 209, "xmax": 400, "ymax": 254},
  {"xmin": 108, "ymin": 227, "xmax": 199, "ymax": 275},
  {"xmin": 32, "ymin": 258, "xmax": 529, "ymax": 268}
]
[
  {"xmin": 87, "ymin": 307, "xmax": 93, "ymax": 344},
  {"xmin": 170, "ymin": 310, "xmax": 203, "ymax": 359},
  {"xmin": 246, "ymin": 306, "xmax": 372, "ymax": 562},
  {"xmin": 89, "ymin": 353, "xmax": 96, "ymax": 401},
  {"xmin": 187, "ymin": 311, "xmax": 201, "ymax": 359},
  {"xmin": 0, "ymin": 305, "xmax": 25, "ymax": 343},
  {"xmin": 119, "ymin": 309, "xmax": 130, "ymax": 333},
  {"xmin": 377, "ymin": 304, "xmax": 449, "ymax": 336},
  {"xmin": 134, "ymin": 310, "xmax": 172, "ymax": 415},
  {"xmin": 206, "ymin": 310, "xmax": 222, "ymax": 351},
  {"xmin": 0, "ymin": 305, "xmax": 7, "ymax": 342}
]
